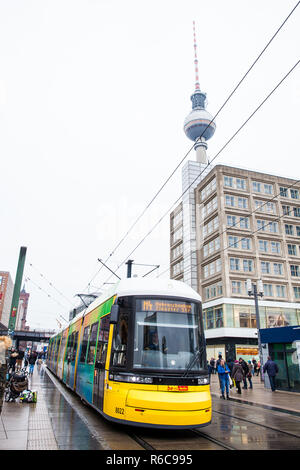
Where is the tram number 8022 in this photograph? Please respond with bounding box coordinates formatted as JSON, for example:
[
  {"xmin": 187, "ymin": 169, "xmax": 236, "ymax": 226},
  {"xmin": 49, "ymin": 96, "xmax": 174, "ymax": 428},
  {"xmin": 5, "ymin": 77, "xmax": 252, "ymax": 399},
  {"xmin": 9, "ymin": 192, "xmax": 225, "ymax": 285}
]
[{"xmin": 115, "ymin": 407, "xmax": 125, "ymax": 415}]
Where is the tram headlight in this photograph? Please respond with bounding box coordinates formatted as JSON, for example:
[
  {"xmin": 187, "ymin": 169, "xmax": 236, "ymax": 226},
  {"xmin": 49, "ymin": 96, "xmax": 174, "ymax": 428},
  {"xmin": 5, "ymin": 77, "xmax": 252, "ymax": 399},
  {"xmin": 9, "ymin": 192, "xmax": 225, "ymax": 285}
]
[
  {"xmin": 198, "ymin": 376, "xmax": 210, "ymax": 385},
  {"xmin": 109, "ymin": 374, "xmax": 153, "ymax": 384}
]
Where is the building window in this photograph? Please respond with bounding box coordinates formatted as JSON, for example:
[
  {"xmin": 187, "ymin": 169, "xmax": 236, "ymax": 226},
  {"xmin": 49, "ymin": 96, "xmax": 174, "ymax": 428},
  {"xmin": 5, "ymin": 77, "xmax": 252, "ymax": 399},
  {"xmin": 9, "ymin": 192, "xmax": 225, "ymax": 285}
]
[
  {"xmin": 290, "ymin": 189, "xmax": 299, "ymax": 199},
  {"xmin": 228, "ymin": 235, "xmax": 238, "ymax": 249},
  {"xmin": 241, "ymin": 238, "xmax": 251, "ymax": 250},
  {"xmin": 171, "ymin": 243, "xmax": 183, "ymax": 260},
  {"xmin": 293, "ymin": 286, "xmax": 300, "ymax": 299},
  {"xmin": 236, "ymin": 178, "xmax": 246, "ymax": 190},
  {"xmin": 296, "ymin": 226, "xmax": 300, "ymax": 237},
  {"xmin": 273, "ymin": 263, "xmax": 283, "ymax": 275},
  {"xmin": 271, "ymin": 242, "xmax": 281, "ymax": 254},
  {"xmin": 283, "ymin": 205, "xmax": 291, "ymax": 216},
  {"xmin": 255, "ymin": 200, "xmax": 264, "ymax": 212},
  {"xmin": 276, "ymin": 285, "xmax": 286, "ymax": 298},
  {"xmin": 243, "ymin": 259, "xmax": 253, "ymax": 272},
  {"xmin": 238, "ymin": 197, "xmax": 248, "ymax": 209},
  {"xmin": 259, "ymin": 240, "xmax": 268, "ymax": 252},
  {"xmin": 224, "ymin": 176, "xmax": 233, "ymax": 188},
  {"xmin": 239, "ymin": 312, "xmax": 256, "ymax": 328},
  {"xmin": 203, "ymin": 216, "xmax": 219, "ymax": 237},
  {"xmin": 263, "ymin": 284, "xmax": 273, "ymax": 297},
  {"xmin": 225, "ymin": 195, "xmax": 235, "ymax": 207},
  {"xmin": 266, "ymin": 202, "xmax": 276, "ymax": 214},
  {"xmin": 172, "ymin": 260, "xmax": 183, "ymax": 276},
  {"xmin": 230, "ymin": 258, "xmax": 240, "ymax": 271},
  {"xmin": 293, "ymin": 207, "xmax": 300, "ymax": 218},
  {"xmin": 227, "ymin": 215, "xmax": 237, "ymax": 227},
  {"xmin": 269, "ymin": 222, "xmax": 278, "ymax": 233},
  {"xmin": 172, "ymin": 226, "xmax": 182, "ymax": 244},
  {"xmin": 206, "ymin": 309, "xmax": 214, "ymax": 329},
  {"xmin": 285, "ymin": 224, "xmax": 294, "ymax": 235},
  {"xmin": 261, "ymin": 261, "xmax": 270, "ymax": 274},
  {"xmin": 257, "ymin": 220, "xmax": 267, "ymax": 232},
  {"xmin": 172, "ymin": 211, "xmax": 182, "ymax": 230},
  {"xmin": 215, "ymin": 308, "xmax": 224, "ymax": 328},
  {"xmin": 264, "ymin": 184, "xmax": 273, "ymax": 195},
  {"xmin": 288, "ymin": 244, "xmax": 297, "ymax": 256},
  {"xmin": 280, "ymin": 187, "xmax": 288, "ymax": 197},
  {"xmin": 204, "ymin": 282, "xmax": 222, "ymax": 300},
  {"xmin": 252, "ymin": 181, "xmax": 261, "ymax": 192},
  {"xmin": 240, "ymin": 217, "xmax": 249, "ymax": 229},
  {"xmin": 290, "ymin": 265, "xmax": 300, "ymax": 277},
  {"xmin": 232, "ymin": 281, "xmax": 242, "ymax": 294},
  {"xmin": 200, "ymin": 178, "xmax": 217, "ymax": 201}
]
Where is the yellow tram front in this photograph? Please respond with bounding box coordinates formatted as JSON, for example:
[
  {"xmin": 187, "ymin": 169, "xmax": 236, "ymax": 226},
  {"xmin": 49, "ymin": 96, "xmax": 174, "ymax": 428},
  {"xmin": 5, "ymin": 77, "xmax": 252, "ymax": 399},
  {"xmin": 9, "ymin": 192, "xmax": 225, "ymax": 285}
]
[{"xmin": 103, "ymin": 293, "xmax": 211, "ymax": 429}]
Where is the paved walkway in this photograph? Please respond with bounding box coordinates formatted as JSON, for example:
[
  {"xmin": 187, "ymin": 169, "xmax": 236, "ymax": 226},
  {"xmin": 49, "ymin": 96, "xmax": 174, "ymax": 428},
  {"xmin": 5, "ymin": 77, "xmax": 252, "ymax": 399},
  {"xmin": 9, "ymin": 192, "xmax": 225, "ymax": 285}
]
[
  {"xmin": 210, "ymin": 373, "xmax": 300, "ymax": 415},
  {"xmin": 1, "ymin": 366, "xmax": 299, "ymax": 450}
]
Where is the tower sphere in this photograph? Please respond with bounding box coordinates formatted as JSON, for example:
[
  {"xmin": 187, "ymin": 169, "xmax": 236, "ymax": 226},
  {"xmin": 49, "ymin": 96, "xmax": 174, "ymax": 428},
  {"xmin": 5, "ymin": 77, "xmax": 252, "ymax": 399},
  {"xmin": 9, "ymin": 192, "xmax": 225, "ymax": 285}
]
[{"xmin": 184, "ymin": 106, "xmax": 216, "ymax": 143}]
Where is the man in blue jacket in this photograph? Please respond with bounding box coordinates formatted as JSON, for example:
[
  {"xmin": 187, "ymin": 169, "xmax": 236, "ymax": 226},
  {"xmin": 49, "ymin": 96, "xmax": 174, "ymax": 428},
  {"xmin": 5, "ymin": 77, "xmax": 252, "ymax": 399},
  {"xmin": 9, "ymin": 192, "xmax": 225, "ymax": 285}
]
[{"xmin": 263, "ymin": 356, "xmax": 279, "ymax": 392}]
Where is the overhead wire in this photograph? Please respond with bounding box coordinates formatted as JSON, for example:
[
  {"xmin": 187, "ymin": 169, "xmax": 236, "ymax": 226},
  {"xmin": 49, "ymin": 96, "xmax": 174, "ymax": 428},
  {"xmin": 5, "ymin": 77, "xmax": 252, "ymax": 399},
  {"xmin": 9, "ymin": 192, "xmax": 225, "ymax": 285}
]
[
  {"xmin": 96, "ymin": 58, "xmax": 300, "ymax": 289},
  {"xmin": 82, "ymin": 1, "xmax": 300, "ymax": 291}
]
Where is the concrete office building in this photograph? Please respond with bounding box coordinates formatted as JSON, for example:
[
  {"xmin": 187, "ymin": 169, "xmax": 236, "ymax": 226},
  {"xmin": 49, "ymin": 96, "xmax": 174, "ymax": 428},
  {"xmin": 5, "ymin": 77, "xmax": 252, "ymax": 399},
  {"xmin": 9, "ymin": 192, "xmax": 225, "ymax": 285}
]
[{"xmin": 170, "ymin": 164, "xmax": 300, "ymax": 361}]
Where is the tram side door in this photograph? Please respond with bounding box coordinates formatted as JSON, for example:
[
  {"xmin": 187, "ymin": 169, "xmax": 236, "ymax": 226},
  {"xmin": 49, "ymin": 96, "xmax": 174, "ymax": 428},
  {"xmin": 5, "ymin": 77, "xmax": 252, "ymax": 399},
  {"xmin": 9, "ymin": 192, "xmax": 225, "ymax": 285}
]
[{"xmin": 93, "ymin": 315, "xmax": 110, "ymax": 411}]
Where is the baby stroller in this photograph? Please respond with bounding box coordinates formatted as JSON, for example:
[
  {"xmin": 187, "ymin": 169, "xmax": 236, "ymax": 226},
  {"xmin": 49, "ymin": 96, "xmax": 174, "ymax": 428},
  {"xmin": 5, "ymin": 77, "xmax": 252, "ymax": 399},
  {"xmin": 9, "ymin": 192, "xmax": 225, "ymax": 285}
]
[{"xmin": 5, "ymin": 370, "xmax": 29, "ymax": 402}]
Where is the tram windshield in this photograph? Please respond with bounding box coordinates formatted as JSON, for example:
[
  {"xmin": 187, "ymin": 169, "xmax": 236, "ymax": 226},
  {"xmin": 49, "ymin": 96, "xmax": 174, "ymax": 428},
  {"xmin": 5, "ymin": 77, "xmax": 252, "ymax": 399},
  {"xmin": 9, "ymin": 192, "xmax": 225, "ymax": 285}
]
[{"xmin": 133, "ymin": 298, "xmax": 205, "ymax": 371}]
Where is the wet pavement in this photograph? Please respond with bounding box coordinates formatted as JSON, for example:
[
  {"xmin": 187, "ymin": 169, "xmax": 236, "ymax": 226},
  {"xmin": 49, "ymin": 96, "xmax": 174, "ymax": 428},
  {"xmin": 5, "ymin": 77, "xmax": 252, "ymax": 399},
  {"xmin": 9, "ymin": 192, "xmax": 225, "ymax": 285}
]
[{"xmin": 1, "ymin": 364, "xmax": 300, "ymax": 450}]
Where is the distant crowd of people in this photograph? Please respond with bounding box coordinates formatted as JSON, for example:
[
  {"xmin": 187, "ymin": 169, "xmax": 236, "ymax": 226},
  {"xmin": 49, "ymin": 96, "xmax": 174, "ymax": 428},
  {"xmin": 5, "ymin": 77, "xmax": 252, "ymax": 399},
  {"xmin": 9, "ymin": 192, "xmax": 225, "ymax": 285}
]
[
  {"xmin": 8, "ymin": 347, "xmax": 46, "ymax": 375},
  {"xmin": 208, "ymin": 354, "xmax": 279, "ymax": 399}
]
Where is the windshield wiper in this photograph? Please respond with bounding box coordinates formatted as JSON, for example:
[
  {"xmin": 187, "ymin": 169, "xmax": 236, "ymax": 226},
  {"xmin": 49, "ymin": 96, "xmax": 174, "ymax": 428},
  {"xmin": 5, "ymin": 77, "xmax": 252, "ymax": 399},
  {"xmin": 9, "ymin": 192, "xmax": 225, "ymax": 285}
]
[{"xmin": 181, "ymin": 346, "xmax": 205, "ymax": 378}]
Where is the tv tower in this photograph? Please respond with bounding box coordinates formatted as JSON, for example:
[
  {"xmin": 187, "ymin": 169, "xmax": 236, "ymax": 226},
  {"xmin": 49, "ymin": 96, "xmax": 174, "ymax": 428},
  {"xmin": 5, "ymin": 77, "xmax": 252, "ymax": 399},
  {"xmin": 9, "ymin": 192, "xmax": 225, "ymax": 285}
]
[
  {"xmin": 183, "ymin": 21, "xmax": 216, "ymax": 163},
  {"xmin": 180, "ymin": 22, "xmax": 216, "ymax": 291}
]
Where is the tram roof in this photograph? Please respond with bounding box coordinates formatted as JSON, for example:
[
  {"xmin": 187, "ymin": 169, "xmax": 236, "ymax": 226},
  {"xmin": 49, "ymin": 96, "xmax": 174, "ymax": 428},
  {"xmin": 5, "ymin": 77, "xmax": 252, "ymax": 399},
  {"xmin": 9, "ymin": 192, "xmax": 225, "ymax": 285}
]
[{"xmin": 51, "ymin": 278, "xmax": 202, "ymax": 337}]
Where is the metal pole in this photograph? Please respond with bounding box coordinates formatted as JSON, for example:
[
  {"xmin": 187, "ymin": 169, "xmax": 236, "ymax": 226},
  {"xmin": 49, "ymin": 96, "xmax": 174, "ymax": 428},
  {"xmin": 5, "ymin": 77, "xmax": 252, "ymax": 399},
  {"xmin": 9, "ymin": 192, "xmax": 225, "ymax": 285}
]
[
  {"xmin": 8, "ymin": 246, "xmax": 27, "ymax": 334},
  {"xmin": 126, "ymin": 260, "xmax": 134, "ymax": 278},
  {"xmin": 252, "ymin": 283, "xmax": 263, "ymax": 382}
]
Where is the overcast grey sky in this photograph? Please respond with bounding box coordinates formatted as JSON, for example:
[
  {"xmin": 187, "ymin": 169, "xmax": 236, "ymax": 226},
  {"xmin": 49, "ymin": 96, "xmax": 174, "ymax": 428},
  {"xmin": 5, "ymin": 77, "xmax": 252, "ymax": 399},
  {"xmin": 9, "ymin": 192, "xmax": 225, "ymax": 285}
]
[{"xmin": 1, "ymin": 0, "xmax": 299, "ymax": 330}]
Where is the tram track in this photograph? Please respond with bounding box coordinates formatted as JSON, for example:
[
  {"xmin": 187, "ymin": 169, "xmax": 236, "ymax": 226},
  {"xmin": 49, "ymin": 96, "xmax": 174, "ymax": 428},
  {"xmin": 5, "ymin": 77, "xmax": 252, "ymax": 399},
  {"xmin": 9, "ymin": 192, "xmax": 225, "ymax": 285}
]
[
  {"xmin": 126, "ymin": 428, "xmax": 231, "ymax": 451},
  {"xmin": 212, "ymin": 408, "xmax": 300, "ymax": 440}
]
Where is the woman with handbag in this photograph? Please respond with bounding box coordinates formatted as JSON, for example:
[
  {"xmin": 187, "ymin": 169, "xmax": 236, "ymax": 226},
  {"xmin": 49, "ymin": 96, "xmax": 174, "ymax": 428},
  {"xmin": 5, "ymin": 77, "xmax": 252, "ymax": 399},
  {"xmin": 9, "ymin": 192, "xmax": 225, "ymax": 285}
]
[{"xmin": 231, "ymin": 360, "xmax": 244, "ymax": 394}]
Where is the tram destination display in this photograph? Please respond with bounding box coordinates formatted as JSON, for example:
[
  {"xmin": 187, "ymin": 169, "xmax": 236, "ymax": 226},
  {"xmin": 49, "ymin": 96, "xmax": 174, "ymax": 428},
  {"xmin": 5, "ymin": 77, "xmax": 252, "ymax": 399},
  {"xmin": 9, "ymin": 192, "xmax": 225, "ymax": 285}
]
[{"xmin": 139, "ymin": 299, "xmax": 192, "ymax": 313}]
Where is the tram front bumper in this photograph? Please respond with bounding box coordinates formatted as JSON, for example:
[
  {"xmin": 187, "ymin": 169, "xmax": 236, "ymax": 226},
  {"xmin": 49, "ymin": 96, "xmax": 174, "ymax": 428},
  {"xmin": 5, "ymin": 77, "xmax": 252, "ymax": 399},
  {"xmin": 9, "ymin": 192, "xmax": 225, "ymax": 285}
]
[{"xmin": 124, "ymin": 387, "xmax": 211, "ymax": 427}]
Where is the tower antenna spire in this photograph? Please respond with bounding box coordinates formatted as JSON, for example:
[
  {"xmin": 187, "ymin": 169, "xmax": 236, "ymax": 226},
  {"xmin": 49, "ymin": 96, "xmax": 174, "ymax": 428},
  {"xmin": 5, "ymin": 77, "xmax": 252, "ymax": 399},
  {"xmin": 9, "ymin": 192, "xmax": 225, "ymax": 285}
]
[{"xmin": 193, "ymin": 21, "xmax": 200, "ymax": 92}]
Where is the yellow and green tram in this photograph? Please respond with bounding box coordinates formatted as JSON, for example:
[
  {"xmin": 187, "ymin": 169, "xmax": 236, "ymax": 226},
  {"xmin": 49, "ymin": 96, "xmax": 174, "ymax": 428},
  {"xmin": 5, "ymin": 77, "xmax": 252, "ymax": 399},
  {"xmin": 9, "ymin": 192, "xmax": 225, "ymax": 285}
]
[{"xmin": 47, "ymin": 278, "xmax": 211, "ymax": 429}]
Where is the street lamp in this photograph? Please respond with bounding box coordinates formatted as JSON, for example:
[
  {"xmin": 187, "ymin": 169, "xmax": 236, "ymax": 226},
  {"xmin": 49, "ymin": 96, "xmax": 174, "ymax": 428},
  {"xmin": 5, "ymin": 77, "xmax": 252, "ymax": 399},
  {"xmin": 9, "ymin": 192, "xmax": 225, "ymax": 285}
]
[{"xmin": 247, "ymin": 279, "xmax": 264, "ymax": 381}]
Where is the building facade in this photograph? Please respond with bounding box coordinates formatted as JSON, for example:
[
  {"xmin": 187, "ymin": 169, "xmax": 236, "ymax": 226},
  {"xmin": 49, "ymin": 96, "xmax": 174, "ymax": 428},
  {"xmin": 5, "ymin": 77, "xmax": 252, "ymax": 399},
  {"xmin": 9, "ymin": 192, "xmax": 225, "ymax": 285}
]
[
  {"xmin": 170, "ymin": 164, "xmax": 300, "ymax": 361},
  {"xmin": 0, "ymin": 271, "xmax": 14, "ymax": 328}
]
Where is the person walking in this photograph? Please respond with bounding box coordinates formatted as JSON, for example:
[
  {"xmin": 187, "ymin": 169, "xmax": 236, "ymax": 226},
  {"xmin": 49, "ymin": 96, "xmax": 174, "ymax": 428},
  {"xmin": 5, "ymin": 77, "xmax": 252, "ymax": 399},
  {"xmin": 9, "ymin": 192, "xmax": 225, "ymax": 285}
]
[
  {"xmin": 208, "ymin": 358, "xmax": 215, "ymax": 376},
  {"xmin": 247, "ymin": 361, "xmax": 253, "ymax": 389},
  {"xmin": 252, "ymin": 358, "xmax": 257, "ymax": 376},
  {"xmin": 0, "ymin": 336, "xmax": 12, "ymax": 415},
  {"xmin": 231, "ymin": 360, "xmax": 244, "ymax": 394},
  {"xmin": 239, "ymin": 358, "xmax": 249, "ymax": 389},
  {"xmin": 263, "ymin": 356, "xmax": 279, "ymax": 392},
  {"xmin": 8, "ymin": 347, "xmax": 18, "ymax": 373},
  {"xmin": 16, "ymin": 349, "xmax": 24, "ymax": 370},
  {"xmin": 28, "ymin": 350, "xmax": 37, "ymax": 375},
  {"xmin": 217, "ymin": 359, "xmax": 230, "ymax": 400},
  {"xmin": 216, "ymin": 354, "xmax": 223, "ymax": 389}
]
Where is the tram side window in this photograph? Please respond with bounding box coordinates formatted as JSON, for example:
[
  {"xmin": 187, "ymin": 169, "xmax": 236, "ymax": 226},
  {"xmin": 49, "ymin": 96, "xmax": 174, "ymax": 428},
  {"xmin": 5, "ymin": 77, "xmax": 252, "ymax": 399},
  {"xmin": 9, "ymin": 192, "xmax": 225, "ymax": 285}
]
[
  {"xmin": 65, "ymin": 334, "xmax": 74, "ymax": 363},
  {"xmin": 86, "ymin": 322, "xmax": 99, "ymax": 365},
  {"xmin": 112, "ymin": 298, "xmax": 130, "ymax": 368},
  {"xmin": 54, "ymin": 338, "xmax": 61, "ymax": 361},
  {"xmin": 95, "ymin": 314, "xmax": 110, "ymax": 369},
  {"xmin": 72, "ymin": 331, "xmax": 79, "ymax": 361},
  {"xmin": 80, "ymin": 326, "xmax": 90, "ymax": 363}
]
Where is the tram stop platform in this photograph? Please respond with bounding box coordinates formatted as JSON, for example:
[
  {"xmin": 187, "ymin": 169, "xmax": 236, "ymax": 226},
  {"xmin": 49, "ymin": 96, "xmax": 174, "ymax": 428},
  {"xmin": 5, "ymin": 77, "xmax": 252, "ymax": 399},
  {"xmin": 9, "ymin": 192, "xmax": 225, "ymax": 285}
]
[{"xmin": 0, "ymin": 364, "xmax": 300, "ymax": 450}]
